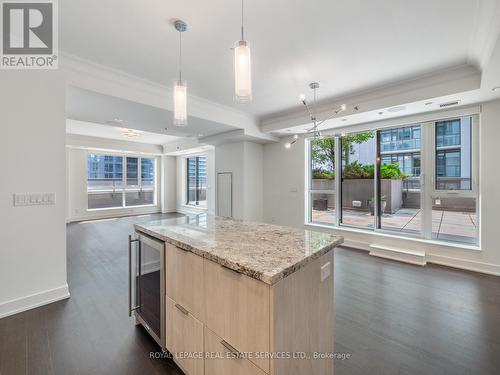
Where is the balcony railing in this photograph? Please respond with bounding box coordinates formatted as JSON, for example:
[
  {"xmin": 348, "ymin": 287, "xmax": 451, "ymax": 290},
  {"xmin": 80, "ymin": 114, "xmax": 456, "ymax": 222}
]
[
  {"xmin": 380, "ymin": 138, "xmax": 420, "ymax": 152},
  {"xmin": 436, "ymin": 134, "xmax": 460, "ymax": 147},
  {"xmin": 87, "ymin": 178, "xmax": 154, "ymax": 193}
]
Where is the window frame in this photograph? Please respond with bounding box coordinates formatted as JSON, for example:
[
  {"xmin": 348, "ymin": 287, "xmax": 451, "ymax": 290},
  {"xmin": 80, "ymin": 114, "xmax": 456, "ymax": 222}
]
[
  {"xmin": 305, "ymin": 114, "xmax": 480, "ymax": 247},
  {"xmin": 185, "ymin": 155, "xmax": 207, "ymax": 207},
  {"xmin": 86, "ymin": 151, "xmax": 158, "ymax": 210}
]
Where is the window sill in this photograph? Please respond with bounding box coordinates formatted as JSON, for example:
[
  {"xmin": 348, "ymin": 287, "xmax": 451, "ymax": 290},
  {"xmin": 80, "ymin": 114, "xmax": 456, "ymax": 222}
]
[
  {"xmin": 305, "ymin": 222, "xmax": 481, "ymax": 251},
  {"xmin": 87, "ymin": 204, "xmax": 158, "ymax": 212},
  {"xmin": 182, "ymin": 204, "xmax": 208, "ymax": 211}
]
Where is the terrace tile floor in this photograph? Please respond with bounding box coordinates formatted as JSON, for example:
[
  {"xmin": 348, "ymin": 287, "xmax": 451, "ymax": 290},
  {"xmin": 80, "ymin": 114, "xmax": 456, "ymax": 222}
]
[{"xmin": 313, "ymin": 208, "xmax": 477, "ymax": 244}]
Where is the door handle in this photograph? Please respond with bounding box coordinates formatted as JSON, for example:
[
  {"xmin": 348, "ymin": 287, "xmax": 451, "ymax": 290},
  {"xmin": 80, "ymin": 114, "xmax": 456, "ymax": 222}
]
[
  {"xmin": 221, "ymin": 340, "xmax": 242, "ymax": 358},
  {"xmin": 128, "ymin": 235, "xmax": 140, "ymax": 317},
  {"xmin": 175, "ymin": 303, "xmax": 189, "ymax": 315}
]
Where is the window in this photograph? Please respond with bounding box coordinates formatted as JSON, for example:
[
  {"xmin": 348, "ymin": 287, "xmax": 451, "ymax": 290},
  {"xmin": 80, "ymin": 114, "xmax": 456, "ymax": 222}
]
[
  {"xmin": 436, "ymin": 119, "xmax": 460, "ymax": 147},
  {"xmin": 87, "ymin": 153, "xmax": 156, "ymax": 209},
  {"xmin": 186, "ymin": 156, "xmax": 207, "ymax": 207},
  {"xmin": 340, "ymin": 131, "xmax": 376, "ymax": 229},
  {"xmin": 307, "ymin": 116, "xmax": 478, "ymax": 246}
]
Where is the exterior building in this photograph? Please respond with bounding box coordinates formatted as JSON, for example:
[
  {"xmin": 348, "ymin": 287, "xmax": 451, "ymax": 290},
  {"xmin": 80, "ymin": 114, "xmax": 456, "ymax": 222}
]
[
  {"xmin": 350, "ymin": 117, "xmax": 471, "ymax": 190},
  {"xmin": 187, "ymin": 155, "xmax": 207, "ymax": 205}
]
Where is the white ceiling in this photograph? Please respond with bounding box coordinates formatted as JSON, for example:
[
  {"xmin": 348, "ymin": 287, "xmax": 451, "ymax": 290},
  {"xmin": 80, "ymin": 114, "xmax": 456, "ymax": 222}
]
[
  {"xmin": 66, "ymin": 119, "xmax": 182, "ymax": 145},
  {"xmin": 66, "ymin": 86, "xmax": 238, "ymax": 139},
  {"xmin": 60, "ymin": 0, "xmax": 496, "ymax": 119}
]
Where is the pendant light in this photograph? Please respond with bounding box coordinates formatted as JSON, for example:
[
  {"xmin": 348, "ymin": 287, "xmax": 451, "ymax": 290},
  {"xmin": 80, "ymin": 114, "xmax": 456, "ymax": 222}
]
[
  {"xmin": 284, "ymin": 82, "xmax": 347, "ymax": 149},
  {"xmin": 234, "ymin": 0, "xmax": 252, "ymax": 102},
  {"xmin": 173, "ymin": 20, "xmax": 188, "ymax": 126}
]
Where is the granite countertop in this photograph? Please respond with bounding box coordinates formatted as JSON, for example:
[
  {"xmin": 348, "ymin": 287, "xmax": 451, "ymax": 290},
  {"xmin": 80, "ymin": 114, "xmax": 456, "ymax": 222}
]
[{"xmin": 134, "ymin": 214, "xmax": 343, "ymax": 285}]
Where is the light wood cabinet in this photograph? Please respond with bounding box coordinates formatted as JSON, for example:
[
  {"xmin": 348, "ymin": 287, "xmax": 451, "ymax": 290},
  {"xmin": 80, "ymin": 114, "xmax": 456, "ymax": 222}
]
[
  {"xmin": 163, "ymin": 244, "xmax": 334, "ymax": 375},
  {"xmin": 204, "ymin": 260, "xmax": 270, "ymax": 373},
  {"xmin": 166, "ymin": 297, "xmax": 204, "ymax": 375},
  {"xmin": 204, "ymin": 327, "xmax": 267, "ymax": 375},
  {"xmin": 270, "ymin": 251, "xmax": 334, "ymax": 375},
  {"xmin": 166, "ymin": 243, "xmax": 205, "ymax": 321}
]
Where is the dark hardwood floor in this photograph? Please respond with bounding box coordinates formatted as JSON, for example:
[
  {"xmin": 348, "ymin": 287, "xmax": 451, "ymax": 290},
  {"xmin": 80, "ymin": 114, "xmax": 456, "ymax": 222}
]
[{"xmin": 1, "ymin": 213, "xmax": 499, "ymax": 375}]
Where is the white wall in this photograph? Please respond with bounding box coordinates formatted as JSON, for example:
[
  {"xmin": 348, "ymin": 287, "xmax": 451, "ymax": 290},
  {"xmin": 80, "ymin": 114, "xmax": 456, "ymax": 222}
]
[
  {"xmin": 243, "ymin": 142, "xmax": 264, "ymax": 222},
  {"xmin": 214, "ymin": 141, "xmax": 264, "ymax": 221},
  {"xmin": 66, "ymin": 134, "xmax": 165, "ymax": 222},
  {"xmin": 262, "ymin": 99, "xmax": 500, "ymax": 275},
  {"xmin": 263, "ymin": 137, "xmax": 306, "ymax": 228},
  {"xmin": 0, "ymin": 71, "xmax": 68, "ymax": 318},
  {"xmin": 215, "ymin": 143, "xmax": 245, "ymax": 219},
  {"xmin": 160, "ymin": 155, "xmax": 177, "ymax": 213}
]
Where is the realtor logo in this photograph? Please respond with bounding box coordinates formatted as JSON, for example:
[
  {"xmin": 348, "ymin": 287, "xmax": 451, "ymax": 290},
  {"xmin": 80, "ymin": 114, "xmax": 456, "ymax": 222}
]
[{"xmin": 1, "ymin": 0, "xmax": 58, "ymax": 69}]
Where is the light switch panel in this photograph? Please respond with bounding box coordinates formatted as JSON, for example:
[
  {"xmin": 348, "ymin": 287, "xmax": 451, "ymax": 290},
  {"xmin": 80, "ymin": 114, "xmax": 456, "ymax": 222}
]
[
  {"xmin": 13, "ymin": 193, "xmax": 56, "ymax": 206},
  {"xmin": 321, "ymin": 261, "xmax": 331, "ymax": 281}
]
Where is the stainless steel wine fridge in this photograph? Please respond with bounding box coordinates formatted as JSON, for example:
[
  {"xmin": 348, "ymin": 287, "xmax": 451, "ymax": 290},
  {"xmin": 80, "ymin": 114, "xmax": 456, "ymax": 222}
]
[{"xmin": 128, "ymin": 232, "xmax": 166, "ymax": 349}]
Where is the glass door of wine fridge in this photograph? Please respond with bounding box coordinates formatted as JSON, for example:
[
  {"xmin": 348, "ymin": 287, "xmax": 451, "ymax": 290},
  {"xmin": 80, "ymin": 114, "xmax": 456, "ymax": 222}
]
[{"xmin": 129, "ymin": 232, "xmax": 165, "ymax": 348}]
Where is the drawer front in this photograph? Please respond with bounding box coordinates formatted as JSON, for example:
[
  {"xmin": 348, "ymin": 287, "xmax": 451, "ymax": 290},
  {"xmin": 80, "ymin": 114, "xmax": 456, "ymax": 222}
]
[
  {"xmin": 204, "ymin": 259, "xmax": 270, "ymax": 373},
  {"xmin": 166, "ymin": 297, "xmax": 204, "ymax": 375},
  {"xmin": 166, "ymin": 243, "xmax": 205, "ymax": 321},
  {"xmin": 205, "ymin": 327, "xmax": 266, "ymax": 375}
]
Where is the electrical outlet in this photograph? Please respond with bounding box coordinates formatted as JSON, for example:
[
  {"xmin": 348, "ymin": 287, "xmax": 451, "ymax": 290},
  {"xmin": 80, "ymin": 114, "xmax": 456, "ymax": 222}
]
[{"xmin": 13, "ymin": 193, "xmax": 56, "ymax": 206}]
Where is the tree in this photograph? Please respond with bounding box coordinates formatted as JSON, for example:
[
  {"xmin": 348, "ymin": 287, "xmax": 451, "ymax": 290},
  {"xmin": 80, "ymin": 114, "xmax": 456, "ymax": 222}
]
[
  {"xmin": 311, "ymin": 132, "xmax": 374, "ymax": 172},
  {"xmin": 311, "ymin": 137, "xmax": 335, "ymax": 172},
  {"xmin": 341, "ymin": 132, "xmax": 374, "ymax": 165}
]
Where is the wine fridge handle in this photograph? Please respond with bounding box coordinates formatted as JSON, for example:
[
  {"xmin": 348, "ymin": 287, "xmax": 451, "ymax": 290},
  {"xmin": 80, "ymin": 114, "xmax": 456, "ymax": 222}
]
[{"xmin": 128, "ymin": 235, "xmax": 140, "ymax": 317}]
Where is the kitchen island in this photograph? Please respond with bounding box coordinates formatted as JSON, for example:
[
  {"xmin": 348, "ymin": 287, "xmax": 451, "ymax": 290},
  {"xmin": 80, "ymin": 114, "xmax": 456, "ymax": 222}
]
[{"xmin": 132, "ymin": 214, "xmax": 343, "ymax": 375}]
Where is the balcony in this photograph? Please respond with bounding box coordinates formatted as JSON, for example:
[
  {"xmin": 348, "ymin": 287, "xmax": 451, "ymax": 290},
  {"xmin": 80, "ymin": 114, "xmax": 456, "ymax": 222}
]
[
  {"xmin": 87, "ymin": 178, "xmax": 155, "ymax": 209},
  {"xmin": 311, "ymin": 176, "xmax": 476, "ymax": 244},
  {"xmin": 380, "ymin": 138, "xmax": 420, "ymax": 153},
  {"xmin": 436, "ymin": 134, "xmax": 460, "ymax": 148}
]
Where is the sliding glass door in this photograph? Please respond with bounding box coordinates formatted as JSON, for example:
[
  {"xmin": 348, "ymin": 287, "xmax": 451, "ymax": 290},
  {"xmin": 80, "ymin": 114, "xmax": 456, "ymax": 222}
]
[
  {"xmin": 306, "ymin": 114, "xmax": 479, "ymax": 246},
  {"xmin": 310, "ymin": 137, "xmax": 337, "ymax": 226},
  {"xmin": 340, "ymin": 131, "xmax": 376, "ymax": 229},
  {"xmin": 377, "ymin": 124, "xmax": 422, "ymax": 235},
  {"xmin": 430, "ymin": 117, "xmax": 478, "ymax": 244}
]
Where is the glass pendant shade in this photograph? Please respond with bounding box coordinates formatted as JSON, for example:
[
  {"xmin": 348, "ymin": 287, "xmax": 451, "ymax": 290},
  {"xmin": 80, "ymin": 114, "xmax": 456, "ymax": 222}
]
[
  {"xmin": 234, "ymin": 40, "xmax": 252, "ymax": 103},
  {"xmin": 173, "ymin": 79, "xmax": 188, "ymax": 126}
]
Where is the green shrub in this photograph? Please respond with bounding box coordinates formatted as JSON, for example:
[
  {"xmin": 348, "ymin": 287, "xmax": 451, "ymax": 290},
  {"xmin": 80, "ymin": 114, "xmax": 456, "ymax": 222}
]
[
  {"xmin": 313, "ymin": 162, "xmax": 406, "ymax": 180},
  {"xmin": 312, "ymin": 168, "xmax": 335, "ymax": 180},
  {"xmin": 343, "ymin": 161, "xmax": 406, "ymax": 180}
]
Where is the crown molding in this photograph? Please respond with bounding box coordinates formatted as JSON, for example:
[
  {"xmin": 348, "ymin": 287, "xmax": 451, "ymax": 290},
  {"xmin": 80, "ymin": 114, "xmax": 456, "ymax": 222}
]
[
  {"xmin": 467, "ymin": 0, "xmax": 500, "ymax": 70},
  {"xmin": 260, "ymin": 64, "xmax": 482, "ymax": 133},
  {"xmin": 60, "ymin": 52, "xmax": 260, "ymax": 133}
]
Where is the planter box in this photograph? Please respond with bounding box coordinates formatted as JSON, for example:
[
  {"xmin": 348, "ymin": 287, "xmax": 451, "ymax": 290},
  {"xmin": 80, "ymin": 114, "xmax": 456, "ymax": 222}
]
[{"xmin": 312, "ymin": 178, "xmax": 403, "ymax": 214}]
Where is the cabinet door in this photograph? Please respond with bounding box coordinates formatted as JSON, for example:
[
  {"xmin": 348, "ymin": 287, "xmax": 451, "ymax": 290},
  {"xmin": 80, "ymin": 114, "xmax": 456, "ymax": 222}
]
[
  {"xmin": 204, "ymin": 259, "xmax": 270, "ymax": 373},
  {"xmin": 205, "ymin": 327, "xmax": 266, "ymax": 375},
  {"xmin": 166, "ymin": 297, "xmax": 204, "ymax": 375},
  {"xmin": 166, "ymin": 243, "xmax": 205, "ymax": 321}
]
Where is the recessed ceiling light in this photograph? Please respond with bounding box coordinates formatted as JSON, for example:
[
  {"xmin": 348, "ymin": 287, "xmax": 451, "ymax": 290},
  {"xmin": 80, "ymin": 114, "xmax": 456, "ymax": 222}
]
[
  {"xmin": 121, "ymin": 128, "xmax": 140, "ymax": 138},
  {"xmin": 387, "ymin": 106, "xmax": 406, "ymax": 113},
  {"xmin": 493, "ymin": 86, "xmax": 500, "ymax": 92}
]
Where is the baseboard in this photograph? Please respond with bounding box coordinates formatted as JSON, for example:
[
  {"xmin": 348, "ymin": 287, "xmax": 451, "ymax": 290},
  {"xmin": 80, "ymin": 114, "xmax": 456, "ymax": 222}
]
[
  {"xmin": 427, "ymin": 254, "xmax": 500, "ymax": 276},
  {"xmin": 67, "ymin": 208, "xmax": 161, "ymax": 223},
  {"xmin": 343, "ymin": 239, "xmax": 500, "ymax": 276},
  {"xmin": 369, "ymin": 244, "xmax": 427, "ymax": 266},
  {"xmin": 0, "ymin": 284, "xmax": 70, "ymax": 319}
]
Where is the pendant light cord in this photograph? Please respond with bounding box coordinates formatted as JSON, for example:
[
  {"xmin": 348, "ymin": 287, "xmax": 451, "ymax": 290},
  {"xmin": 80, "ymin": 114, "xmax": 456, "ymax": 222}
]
[
  {"xmin": 179, "ymin": 32, "xmax": 182, "ymax": 81},
  {"xmin": 241, "ymin": 0, "xmax": 245, "ymax": 40},
  {"xmin": 178, "ymin": 31, "xmax": 182, "ymax": 81}
]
